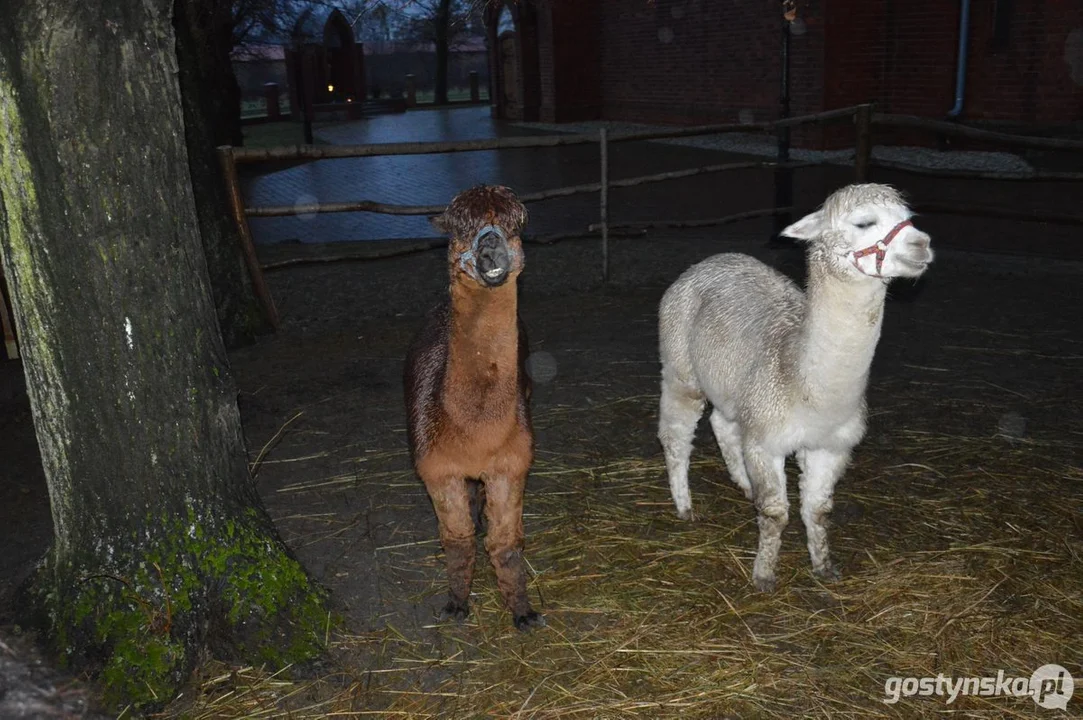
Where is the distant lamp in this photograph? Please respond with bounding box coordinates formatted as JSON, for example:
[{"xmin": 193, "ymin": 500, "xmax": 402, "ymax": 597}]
[{"xmin": 327, "ymin": 84, "xmax": 335, "ymax": 93}]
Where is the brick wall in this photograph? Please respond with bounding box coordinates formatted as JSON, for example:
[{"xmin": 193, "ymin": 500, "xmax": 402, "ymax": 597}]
[
  {"xmin": 789, "ymin": 2, "xmax": 826, "ymax": 147},
  {"xmin": 549, "ymin": 1, "xmax": 602, "ymax": 121},
  {"xmin": 537, "ymin": 7, "xmax": 555, "ymax": 113},
  {"xmin": 538, "ymin": 0, "xmax": 602, "ymax": 122},
  {"xmin": 517, "ymin": 2, "xmax": 543, "ymax": 121},
  {"xmin": 596, "ymin": 0, "xmax": 823, "ymax": 125},
  {"xmin": 825, "ymin": 0, "xmax": 1083, "ymax": 125},
  {"xmin": 953, "ymin": 0, "xmax": 1082, "ymax": 124},
  {"xmin": 545, "ymin": 0, "xmax": 1081, "ymax": 147}
]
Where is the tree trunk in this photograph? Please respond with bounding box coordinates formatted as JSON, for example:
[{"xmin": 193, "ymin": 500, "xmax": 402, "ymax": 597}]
[
  {"xmin": 173, "ymin": 0, "xmax": 269, "ymax": 348},
  {"xmin": 434, "ymin": 0, "xmax": 452, "ymax": 104},
  {"xmin": 0, "ymin": 1, "xmax": 324, "ymax": 711}
]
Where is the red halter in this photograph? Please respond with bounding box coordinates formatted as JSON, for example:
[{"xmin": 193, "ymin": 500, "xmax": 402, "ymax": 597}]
[{"xmin": 848, "ymin": 219, "xmax": 913, "ymax": 277}]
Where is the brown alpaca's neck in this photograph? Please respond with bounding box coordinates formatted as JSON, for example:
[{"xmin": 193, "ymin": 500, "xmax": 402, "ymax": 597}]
[{"xmin": 443, "ymin": 279, "xmax": 520, "ymax": 418}]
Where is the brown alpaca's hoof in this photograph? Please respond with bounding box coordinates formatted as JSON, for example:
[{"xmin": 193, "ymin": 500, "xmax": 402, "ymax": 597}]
[
  {"xmin": 513, "ymin": 610, "xmax": 546, "ymax": 632},
  {"xmin": 440, "ymin": 598, "xmax": 470, "ymax": 622}
]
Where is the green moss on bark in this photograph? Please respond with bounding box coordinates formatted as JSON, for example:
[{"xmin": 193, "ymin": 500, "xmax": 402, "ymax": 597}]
[{"xmin": 24, "ymin": 503, "xmax": 327, "ymax": 711}]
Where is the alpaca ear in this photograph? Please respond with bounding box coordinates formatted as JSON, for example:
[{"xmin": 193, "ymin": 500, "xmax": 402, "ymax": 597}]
[
  {"xmin": 781, "ymin": 210, "xmax": 825, "ymax": 240},
  {"xmin": 429, "ymin": 214, "xmax": 449, "ymax": 234}
]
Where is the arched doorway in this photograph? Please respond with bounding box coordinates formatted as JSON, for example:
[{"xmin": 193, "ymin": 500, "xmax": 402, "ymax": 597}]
[
  {"xmin": 287, "ymin": 7, "xmax": 366, "ymax": 109},
  {"xmin": 497, "ymin": 7, "xmax": 520, "ymax": 116},
  {"xmin": 322, "ymin": 11, "xmax": 357, "ymax": 103},
  {"xmin": 486, "ymin": 1, "xmax": 540, "ymax": 120}
]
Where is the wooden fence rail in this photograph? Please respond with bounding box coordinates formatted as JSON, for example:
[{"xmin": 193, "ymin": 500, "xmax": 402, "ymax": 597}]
[
  {"xmin": 868, "ymin": 160, "xmax": 1083, "ymax": 182},
  {"xmin": 214, "ymin": 101, "xmax": 1082, "ymax": 334},
  {"xmin": 229, "ymin": 105, "xmax": 866, "ymax": 164},
  {"xmin": 867, "ymin": 112, "xmax": 1083, "ymax": 182},
  {"xmin": 910, "ymin": 201, "xmax": 1083, "ymax": 226},
  {"xmin": 588, "ymin": 207, "xmax": 800, "ymax": 234},
  {"xmin": 244, "ymin": 160, "xmax": 817, "ymax": 218},
  {"xmin": 872, "ymin": 113, "xmax": 1083, "ymax": 152}
]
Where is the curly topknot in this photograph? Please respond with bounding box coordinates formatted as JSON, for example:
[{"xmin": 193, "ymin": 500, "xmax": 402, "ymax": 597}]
[{"xmin": 431, "ymin": 185, "xmax": 528, "ymax": 240}]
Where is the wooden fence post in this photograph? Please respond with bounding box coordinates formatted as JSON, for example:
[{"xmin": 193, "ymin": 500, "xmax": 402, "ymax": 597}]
[
  {"xmin": 854, "ymin": 103, "xmax": 873, "ymax": 183},
  {"xmin": 405, "ymin": 74, "xmax": 417, "ymax": 107},
  {"xmin": 599, "ymin": 128, "xmax": 610, "ymax": 283},
  {"xmin": 217, "ymin": 146, "xmax": 280, "ymax": 330}
]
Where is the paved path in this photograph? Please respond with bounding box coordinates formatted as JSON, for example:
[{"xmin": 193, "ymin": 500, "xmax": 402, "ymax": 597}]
[
  {"xmin": 243, "ymin": 106, "xmax": 575, "ymax": 243},
  {"xmin": 241, "ymin": 106, "xmax": 793, "ymax": 245}
]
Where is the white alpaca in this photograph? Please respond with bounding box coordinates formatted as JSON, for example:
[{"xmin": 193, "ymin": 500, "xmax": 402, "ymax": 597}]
[{"xmin": 657, "ymin": 184, "xmax": 933, "ymax": 592}]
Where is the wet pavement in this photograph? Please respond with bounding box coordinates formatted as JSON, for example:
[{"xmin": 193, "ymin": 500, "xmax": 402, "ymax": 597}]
[
  {"xmin": 243, "ymin": 106, "xmax": 571, "ymax": 242},
  {"xmin": 240, "ymin": 106, "xmax": 790, "ymax": 244}
]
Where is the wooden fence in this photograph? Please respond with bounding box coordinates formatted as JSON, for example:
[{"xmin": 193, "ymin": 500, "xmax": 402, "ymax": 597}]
[
  {"xmin": 220, "ymin": 105, "xmax": 865, "ymax": 328},
  {"xmin": 217, "ymin": 103, "xmax": 1083, "ymax": 331}
]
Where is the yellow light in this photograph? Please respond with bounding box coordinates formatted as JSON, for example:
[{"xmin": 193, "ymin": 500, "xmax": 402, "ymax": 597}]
[{"xmin": 327, "ymin": 84, "xmax": 334, "ymax": 92}]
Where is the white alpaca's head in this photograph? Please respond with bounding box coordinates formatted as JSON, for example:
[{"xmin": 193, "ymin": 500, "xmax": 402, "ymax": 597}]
[{"xmin": 782, "ymin": 183, "xmax": 933, "ymax": 280}]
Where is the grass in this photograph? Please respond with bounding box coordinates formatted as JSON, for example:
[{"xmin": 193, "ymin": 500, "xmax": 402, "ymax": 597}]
[
  {"xmin": 241, "ymin": 122, "xmax": 332, "ymax": 150},
  {"xmin": 241, "ymin": 97, "xmax": 292, "ymax": 120},
  {"xmin": 240, "ymin": 87, "xmax": 488, "ymax": 124},
  {"xmin": 410, "ymin": 88, "xmax": 490, "ymax": 105}
]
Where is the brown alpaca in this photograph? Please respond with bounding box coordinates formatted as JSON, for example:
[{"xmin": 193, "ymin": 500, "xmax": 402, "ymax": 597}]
[{"xmin": 404, "ymin": 185, "xmax": 543, "ymax": 631}]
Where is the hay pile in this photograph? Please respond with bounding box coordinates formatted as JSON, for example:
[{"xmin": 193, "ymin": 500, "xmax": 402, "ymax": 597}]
[{"xmin": 158, "ymin": 396, "xmax": 1082, "ymax": 719}]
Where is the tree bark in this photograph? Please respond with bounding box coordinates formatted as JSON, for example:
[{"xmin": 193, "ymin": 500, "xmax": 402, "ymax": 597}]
[
  {"xmin": 0, "ymin": 0, "xmax": 324, "ymax": 711},
  {"xmin": 173, "ymin": 0, "xmax": 269, "ymax": 348},
  {"xmin": 434, "ymin": 0, "xmax": 453, "ymax": 104}
]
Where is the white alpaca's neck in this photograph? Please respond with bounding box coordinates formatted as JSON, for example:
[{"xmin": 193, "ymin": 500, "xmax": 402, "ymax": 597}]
[{"xmin": 795, "ymin": 255, "xmax": 887, "ymax": 407}]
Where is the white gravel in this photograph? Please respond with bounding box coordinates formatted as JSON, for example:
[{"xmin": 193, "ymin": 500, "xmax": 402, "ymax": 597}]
[{"xmin": 516, "ymin": 119, "xmax": 1035, "ymax": 174}]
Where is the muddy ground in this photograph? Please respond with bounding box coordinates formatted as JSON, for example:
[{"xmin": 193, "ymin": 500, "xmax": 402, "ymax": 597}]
[
  {"xmin": 1, "ymin": 217, "xmax": 1081, "ymax": 716},
  {"xmin": 252, "ymin": 224, "xmax": 1080, "ymax": 575}
]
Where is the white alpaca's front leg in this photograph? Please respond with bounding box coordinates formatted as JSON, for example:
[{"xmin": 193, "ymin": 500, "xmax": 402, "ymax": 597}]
[
  {"xmin": 797, "ymin": 447, "xmax": 850, "ymax": 581},
  {"xmin": 745, "ymin": 444, "xmax": 788, "ymax": 592},
  {"xmin": 708, "ymin": 409, "xmax": 752, "ymax": 499},
  {"xmin": 658, "ymin": 376, "xmax": 705, "ymax": 520}
]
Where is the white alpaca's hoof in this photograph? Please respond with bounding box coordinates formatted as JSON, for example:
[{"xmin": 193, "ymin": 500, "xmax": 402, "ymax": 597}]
[
  {"xmin": 813, "ymin": 563, "xmax": 841, "ymax": 583},
  {"xmin": 675, "ymin": 507, "xmax": 693, "ymax": 521},
  {"xmin": 753, "ymin": 574, "xmax": 777, "ymax": 593}
]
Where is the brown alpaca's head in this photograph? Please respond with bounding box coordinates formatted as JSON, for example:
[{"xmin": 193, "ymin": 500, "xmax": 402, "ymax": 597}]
[{"xmin": 432, "ymin": 185, "xmax": 527, "ymax": 288}]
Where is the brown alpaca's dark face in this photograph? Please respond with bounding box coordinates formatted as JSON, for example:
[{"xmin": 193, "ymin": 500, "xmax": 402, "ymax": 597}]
[{"xmin": 432, "ymin": 185, "xmax": 527, "ymax": 288}]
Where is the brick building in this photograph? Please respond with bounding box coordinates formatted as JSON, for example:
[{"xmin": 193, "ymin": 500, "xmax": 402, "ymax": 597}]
[{"xmin": 487, "ymin": 0, "xmax": 1083, "ymax": 146}]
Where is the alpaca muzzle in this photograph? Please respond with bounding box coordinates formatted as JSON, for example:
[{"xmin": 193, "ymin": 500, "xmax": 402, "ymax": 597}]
[
  {"xmin": 848, "ymin": 219, "xmax": 913, "ymax": 277},
  {"xmin": 460, "ymin": 225, "xmax": 519, "ymax": 287}
]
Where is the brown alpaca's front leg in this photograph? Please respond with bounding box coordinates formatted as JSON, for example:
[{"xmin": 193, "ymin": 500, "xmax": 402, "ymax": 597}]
[
  {"xmin": 483, "ymin": 473, "xmax": 544, "ymax": 631},
  {"xmin": 425, "ymin": 475, "xmax": 477, "ymax": 620}
]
